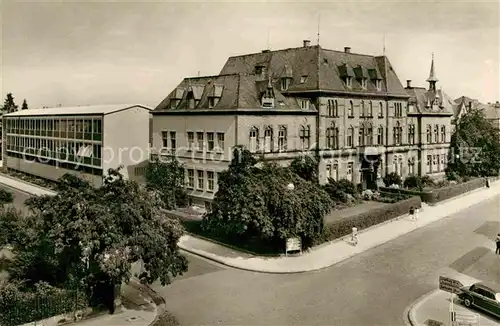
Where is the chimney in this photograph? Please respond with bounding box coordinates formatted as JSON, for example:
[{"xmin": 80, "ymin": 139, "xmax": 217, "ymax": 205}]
[
  {"xmin": 303, "ymin": 40, "xmax": 311, "ymax": 47},
  {"xmin": 406, "ymin": 80, "xmax": 412, "ymax": 88},
  {"xmin": 344, "ymin": 47, "xmax": 351, "ymax": 53}
]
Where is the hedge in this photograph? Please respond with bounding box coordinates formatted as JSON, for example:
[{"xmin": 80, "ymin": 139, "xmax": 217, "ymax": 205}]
[
  {"xmin": 0, "ymin": 282, "xmax": 87, "ymax": 326},
  {"xmin": 380, "ymin": 177, "xmax": 494, "ymax": 205},
  {"xmin": 319, "ymin": 196, "xmax": 422, "ymax": 243}
]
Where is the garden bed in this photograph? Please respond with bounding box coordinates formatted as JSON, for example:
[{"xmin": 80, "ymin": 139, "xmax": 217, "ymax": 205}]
[{"xmin": 3, "ymin": 168, "xmax": 59, "ymax": 191}]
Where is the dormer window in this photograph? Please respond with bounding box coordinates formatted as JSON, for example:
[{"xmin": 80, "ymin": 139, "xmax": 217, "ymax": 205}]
[
  {"xmin": 262, "ymin": 97, "xmax": 274, "ymax": 108},
  {"xmin": 345, "ymin": 77, "xmax": 353, "ymax": 88},
  {"xmin": 375, "ymin": 79, "xmax": 382, "ymax": 91},
  {"xmin": 208, "ymin": 97, "xmax": 219, "ymax": 108},
  {"xmin": 281, "ymin": 78, "xmax": 291, "ymax": 91},
  {"xmin": 255, "ymin": 66, "xmax": 263, "ymax": 75},
  {"xmin": 300, "ymin": 99, "xmax": 309, "ymax": 110},
  {"xmin": 360, "ymin": 78, "xmax": 368, "ymax": 89},
  {"xmin": 300, "ymin": 75, "xmax": 308, "ymax": 84}
]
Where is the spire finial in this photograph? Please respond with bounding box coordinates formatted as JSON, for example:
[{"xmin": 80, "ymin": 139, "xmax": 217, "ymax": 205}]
[
  {"xmin": 317, "ymin": 13, "xmax": 321, "ymax": 45},
  {"xmin": 383, "ymin": 33, "xmax": 386, "ymax": 56},
  {"xmin": 426, "ymin": 52, "xmax": 438, "ymax": 84}
]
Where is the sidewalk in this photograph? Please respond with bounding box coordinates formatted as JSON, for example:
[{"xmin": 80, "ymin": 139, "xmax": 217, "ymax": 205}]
[
  {"xmin": 1, "ymin": 172, "xmax": 500, "ymax": 274},
  {"xmin": 407, "ymin": 273, "xmax": 500, "ymax": 326},
  {"xmin": 178, "ymin": 180, "xmax": 500, "ymax": 273}
]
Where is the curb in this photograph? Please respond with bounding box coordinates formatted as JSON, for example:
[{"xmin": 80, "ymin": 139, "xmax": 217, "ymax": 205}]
[
  {"xmin": 405, "ymin": 290, "xmax": 441, "ymax": 326},
  {"xmin": 127, "ymin": 279, "xmax": 166, "ymax": 326}
]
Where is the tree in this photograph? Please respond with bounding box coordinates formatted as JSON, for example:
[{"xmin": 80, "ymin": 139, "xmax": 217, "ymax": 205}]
[
  {"xmin": 203, "ymin": 147, "xmax": 332, "ymax": 249},
  {"xmin": 383, "ymin": 172, "xmax": 402, "ymax": 187},
  {"xmin": 145, "ymin": 156, "xmax": 187, "ymax": 209},
  {"xmin": 5, "ymin": 168, "xmax": 188, "ymax": 312},
  {"xmin": 1, "ymin": 93, "xmax": 18, "ymax": 114},
  {"xmin": 447, "ymin": 108, "xmax": 500, "ymax": 178},
  {"xmin": 290, "ymin": 155, "xmax": 319, "ymax": 182},
  {"xmin": 0, "ymin": 188, "xmax": 14, "ymax": 205},
  {"xmin": 21, "ymin": 99, "xmax": 28, "ymax": 110}
]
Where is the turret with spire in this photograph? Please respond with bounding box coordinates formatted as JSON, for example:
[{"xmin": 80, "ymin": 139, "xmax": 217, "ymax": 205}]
[{"xmin": 426, "ymin": 53, "xmax": 438, "ymax": 91}]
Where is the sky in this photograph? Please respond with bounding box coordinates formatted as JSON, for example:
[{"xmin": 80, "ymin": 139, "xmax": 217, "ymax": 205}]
[{"xmin": 0, "ymin": 0, "xmax": 499, "ymax": 109}]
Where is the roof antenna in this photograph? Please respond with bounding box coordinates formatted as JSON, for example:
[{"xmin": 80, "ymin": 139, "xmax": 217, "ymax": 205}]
[
  {"xmin": 383, "ymin": 33, "xmax": 386, "ymax": 56},
  {"xmin": 267, "ymin": 28, "xmax": 270, "ymax": 50},
  {"xmin": 317, "ymin": 13, "xmax": 321, "ymax": 45}
]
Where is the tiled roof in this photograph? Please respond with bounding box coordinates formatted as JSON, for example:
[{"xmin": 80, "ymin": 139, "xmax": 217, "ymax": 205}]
[
  {"xmin": 219, "ymin": 45, "xmax": 409, "ymax": 97},
  {"xmin": 4, "ymin": 104, "xmax": 152, "ymax": 117},
  {"xmin": 405, "ymin": 87, "xmax": 453, "ymax": 116},
  {"xmin": 155, "ymin": 44, "xmax": 411, "ymax": 113},
  {"xmin": 154, "ymin": 74, "xmax": 315, "ymax": 113}
]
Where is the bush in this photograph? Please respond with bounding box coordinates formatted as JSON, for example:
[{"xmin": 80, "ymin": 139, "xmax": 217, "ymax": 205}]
[
  {"xmin": 421, "ymin": 175, "xmax": 435, "ymax": 188},
  {"xmin": 429, "ymin": 178, "xmax": 485, "ymax": 204},
  {"xmin": 319, "ymin": 196, "xmax": 421, "ymax": 242},
  {"xmin": 403, "ymin": 175, "xmax": 422, "ymax": 190},
  {"xmin": 0, "ymin": 281, "xmax": 86, "ymax": 326},
  {"xmin": 324, "ymin": 178, "xmax": 358, "ymax": 202},
  {"xmin": 383, "ymin": 172, "xmax": 402, "ymax": 187},
  {"xmin": 0, "ymin": 189, "xmax": 14, "ymax": 205}
]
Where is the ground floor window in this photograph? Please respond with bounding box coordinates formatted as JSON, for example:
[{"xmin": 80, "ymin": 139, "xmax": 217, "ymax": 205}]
[
  {"xmin": 347, "ymin": 162, "xmax": 353, "ymax": 182},
  {"xmin": 427, "ymin": 155, "xmax": 432, "ymax": 173}
]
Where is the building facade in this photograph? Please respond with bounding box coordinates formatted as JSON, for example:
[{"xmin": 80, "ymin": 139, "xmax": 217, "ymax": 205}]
[
  {"xmin": 152, "ymin": 41, "xmax": 454, "ymax": 207},
  {"xmin": 2, "ymin": 104, "xmax": 152, "ymax": 187}
]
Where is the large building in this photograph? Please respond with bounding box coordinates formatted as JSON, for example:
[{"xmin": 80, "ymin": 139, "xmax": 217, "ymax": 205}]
[
  {"xmin": 2, "ymin": 104, "xmax": 152, "ymax": 187},
  {"xmin": 152, "ymin": 41, "xmax": 454, "ymax": 207}
]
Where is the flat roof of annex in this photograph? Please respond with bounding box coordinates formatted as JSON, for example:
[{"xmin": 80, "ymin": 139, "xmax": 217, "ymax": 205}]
[{"xmin": 3, "ymin": 104, "xmax": 153, "ymax": 117}]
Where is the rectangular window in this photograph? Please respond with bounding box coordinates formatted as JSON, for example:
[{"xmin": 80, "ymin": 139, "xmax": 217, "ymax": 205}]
[
  {"xmin": 441, "ymin": 154, "xmax": 446, "ymax": 171},
  {"xmin": 207, "ymin": 132, "xmax": 215, "ymax": 151},
  {"xmin": 347, "ymin": 162, "xmax": 353, "ymax": 182},
  {"xmin": 207, "ymin": 171, "xmax": 214, "ymax": 191},
  {"xmin": 427, "ymin": 155, "xmax": 432, "ymax": 173},
  {"xmin": 197, "ymin": 170, "xmax": 204, "ymax": 190},
  {"xmin": 196, "ymin": 132, "xmax": 204, "ymax": 151},
  {"xmin": 187, "ymin": 132, "xmax": 194, "ymax": 150},
  {"xmin": 433, "ymin": 155, "xmax": 438, "ymax": 173},
  {"xmin": 161, "ymin": 131, "xmax": 168, "ymax": 148},
  {"xmin": 169, "ymin": 131, "xmax": 176, "ymax": 151},
  {"xmin": 332, "ymin": 163, "xmax": 338, "ymax": 181},
  {"xmin": 326, "ymin": 164, "xmax": 331, "ymax": 180},
  {"xmin": 278, "ymin": 127, "xmax": 287, "ymax": 152},
  {"xmin": 187, "ymin": 169, "xmax": 195, "ymax": 188},
  {"xmin": 347, "ymin": 132, "xmax": 353, "ymax": 147},
  {"xmin": 217, "ymin": 133, "xmax": 224, "ymax": 152}
]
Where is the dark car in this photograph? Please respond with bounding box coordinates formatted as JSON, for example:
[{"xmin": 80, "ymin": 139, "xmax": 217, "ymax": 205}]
[{"xmin": 458, "ymin": 282, "xmax": 500, "ymax": 318}]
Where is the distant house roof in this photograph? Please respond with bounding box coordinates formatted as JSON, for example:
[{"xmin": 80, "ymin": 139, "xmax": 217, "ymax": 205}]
[
  {"xmin": 155, "ymin": 44, "xmax": 409, "ymax": 113},
  {"xmin": 453, "ymin": 96, "xmax": 480, "ymax": 120},
  {"xmin": 3, "ymin": 104, "xmax": 152, "ymax": 117},
  {"xmin": 478, "ymin": 102, "xmax": 500, "ymax": 120},
  {"xmin": 405, "ymin": 87, "xmax": 454, "ymax": 116}
]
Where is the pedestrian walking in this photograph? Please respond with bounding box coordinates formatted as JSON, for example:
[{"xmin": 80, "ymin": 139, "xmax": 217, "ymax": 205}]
[
  {"xmin": 351, "ymin": 227, "xmax": 358, "ymax": 245},
  {"xmin": 486, "ymin": 178, "xmax": 490, "ymax": 188},
  {"xmin": 495, "ymin": 234, "xmax": 500, "ymax": 255},
  {"xmin": 409, "ymin": 206, "xmax": 415, "ymax": 221}
]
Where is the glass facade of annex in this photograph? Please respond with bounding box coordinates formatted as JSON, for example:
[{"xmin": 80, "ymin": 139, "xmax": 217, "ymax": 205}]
[{"xmin": 4, "ymin": 115, "xmax": 103, "ymax": 176}]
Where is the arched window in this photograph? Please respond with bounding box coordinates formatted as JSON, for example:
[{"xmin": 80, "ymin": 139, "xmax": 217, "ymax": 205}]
[
  {"xmin": 441, "ymin": 125, "xmax": 446, "ymax": 143},
  {"xmin": 334, "ymin": 100, "xmax": 338, "ymax": 117},
  {"xmin": 359, "ymin": 126, "xmax": 365, "ymax": 146},
  {"xmin": 426, "ymin": 125, "xmax": 432, "ymax": 143},
  {"xmin": 434, "ymin": 124, "xmax": 439, "ymax": 143},
  {"xmin": 348, "ymin": 101, "xmax": 354, "ymax": 117},
  {"xmin": 393, "ymin": 121, "xmax": 401, "ymax": 145},
  {"xmin": 408, "ymin": 124, "xmax": 415, "ymax": 144},
  {"xmin": 278, "ymin": 126, "xmax": 287, "ymax": 152},
  {"xmin": 379, "ymin": 102, "xmax": 384, "ymax": 117},
  {"xmin": 299, "ymin": 125, "xmax": 311, "ymax": 151},
  {"xmin": 366, "ymin": 123, "xmax": 373, "ymax": 145},
  {"xmin": 377, "ymin": 125, "xmax": 384, "ymax": 145},
  {"xmin": 264, "ymin": 126, "xmax": 273, "ymax": 152},
  {"xmin": 368, "ymin": 101, "xmax": 373, "ymax": 117},
  {"xmin": 249, "ymin": 127, "xmax": 259, "ymax": 152},
  {"xmin": 347, "ymin": 126, "xmax": 354, "ymax": 147},
  {"xmin": 326, "ymin": 122, "xmax": 339, "ymax": 149}
]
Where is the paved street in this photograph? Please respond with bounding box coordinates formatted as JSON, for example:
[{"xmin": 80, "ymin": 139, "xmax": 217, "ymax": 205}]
[
  {"xmin": 155, "ymin": 195, "xmax": 500, "ymax": 326},
  {"xmin": 5, "ymin": 185, "xmax": 500, "ymax": 325}
]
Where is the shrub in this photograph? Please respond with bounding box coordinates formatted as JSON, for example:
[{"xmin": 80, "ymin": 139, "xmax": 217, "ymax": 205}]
[
  {"xmin": 421, "ymin": 175, "xmax": 435, "ymax": 188},
  {"xmin": 324, "ymin": 178, "xmax": 358, "ymax": 202},
  {"xmin": 429, "ymin": 178, "xmax": 485, "ymax": 204},
  {"xmin": 319, "ymin": 196, "xmax": 421, "ymax": 242},
  {"xmin": 403, "ymin": 175, "xmax": 422, "ymax": 190},
  {"xmin": 383, "ymin": 172, "xmax": 402, "ymax": 187},
  {"xmin": 0, "ymin": 281, "xmax": 86, "ymax": 326}
]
